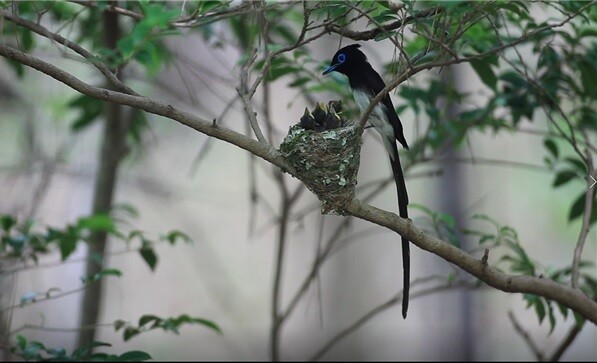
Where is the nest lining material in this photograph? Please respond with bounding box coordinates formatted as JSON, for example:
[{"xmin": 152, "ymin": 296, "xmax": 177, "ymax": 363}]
[{"xmin": 280, "ymin": 123, "xmax": 362, "ymax": 214}]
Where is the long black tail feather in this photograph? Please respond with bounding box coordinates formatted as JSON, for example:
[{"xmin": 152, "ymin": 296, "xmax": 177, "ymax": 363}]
[{"xmin": 388, "ymin": 142, "xmax": 410, "ymax": 319}]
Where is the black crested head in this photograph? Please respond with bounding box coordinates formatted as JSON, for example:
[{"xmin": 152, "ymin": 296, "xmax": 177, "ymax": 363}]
[{"xmin": 322, "ymin": 44, "xmax": 368, "ymax": 76}]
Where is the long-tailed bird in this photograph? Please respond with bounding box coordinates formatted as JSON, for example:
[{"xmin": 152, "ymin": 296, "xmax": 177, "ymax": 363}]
[{"xmin": 323, "ymin": 44, "xmax": 411, "ymax": 319}]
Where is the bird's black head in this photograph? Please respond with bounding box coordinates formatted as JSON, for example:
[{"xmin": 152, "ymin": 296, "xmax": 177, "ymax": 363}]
[{"xmin": 322, "ymin": 44, "xmax": 368, "ymax": 76}]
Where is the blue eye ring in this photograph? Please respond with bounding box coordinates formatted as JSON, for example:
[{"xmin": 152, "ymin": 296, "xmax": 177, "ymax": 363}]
[{"xmin": 337, "ymin": 53, "xmax": 346, "ymax": 63}]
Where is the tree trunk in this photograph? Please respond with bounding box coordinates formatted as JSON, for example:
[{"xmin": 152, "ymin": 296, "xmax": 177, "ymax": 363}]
[
  {"xmin": 76, "ymin": 7, "xmax": 129, "ymax": 349},
  {"xmin": 437, "ymin": 66, "xmax": 474, "ymax": 360}
]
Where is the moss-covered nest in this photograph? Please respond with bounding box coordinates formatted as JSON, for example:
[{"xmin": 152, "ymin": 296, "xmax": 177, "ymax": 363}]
[{"xmin": 280, "ymin": 123, "xmax": 362, "ymax": 214}]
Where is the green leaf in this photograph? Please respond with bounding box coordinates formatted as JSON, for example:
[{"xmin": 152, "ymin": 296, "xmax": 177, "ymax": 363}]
[
  {"xmin": 72, "ymin": 340, "xmax": 111, "ymax": 359},
  {"xmin": 198, "ymin": 1, "xmax": 223, "ymax": 15},
  {"xmin": 573, "ymin": 311, "xmax": 585, "ymax": 326},
  {"xmin": 20, "ymin": 28, "xmax": 35, "ymax": 51},
  {"xmin": 537, "ymin": 46, "xmax": 560, "ymax": 69},
  {"xmin": 1, "ymin": 215, "xmax": 16, "ymax": 231},
  {"xmin": 564, "ymin": 157, "xmax": 587, "ymax": 173},
  {"xmin": 117, "ymin": 37, "xmax": 137, "ymax": 60},
  {"xmin": 568, "ymin": 192, "xmax": 586, "ymax": 222},
  {"xmin": 369, "ymin": 10, "xmax": 397, "ymax": 25},
  {"xmin": 579, "ymin": 105, "xmax": 597, "ymax": 130},
  {"xmin": 374, "ymin": 29, "xmax": 397, "ymax": 42},
  {"xmin": 273, "ymin": 24, "xmax": 297, "ymax": 44},
  {"xmin": 119, "ymin": 351, "xmax": 152, "ymax": 361},
  {"xmin": 266, "ymin": 65, "xmax": 298, "ymax": 81},
  {"xmin": 543, "ymin": 139, "xmax": 558, "ymax": 159},
  {"xmin": 16, "ymin": 335, "xmax": 27, "ymax": 350},
  {"xmin": 128, "ymin": 109, "xmax": 148, "ymax": 144},
  {"xmin": 59, "ymin": 233, "xmax": 78, "ymax": 261},
  {"xmin": 128, "ymin": 230, "xmax": 144, "ymax": 242},
  {"xmin": 68, "ymin": 95, "xmax": 103, "ymax": 131},
  {"xmin": 547, "ymin": 302, "xmax": 556, "ymax": 335},
  {"xmin": 499, "ymin": 70, "xmax": 526, "ymax": 87},
  {"xmin": 188, "ymin": 317, "xmax": 222, "ymax": 334},
  {"xmin": 165, "ymin": 230, "xmax": 192, "ymax": 245},
  {"xmin": 88, "ymin": 341, "xmax": 112, "ymax": 349},
  {"xmin": 288, "ymin": 77, "xmax": 311, "ymax": 88},
  {"xmin": 139, "ymin": 314, "xmax": 161, "ymax": 327},
  {"xmin": 139, "ymin": 245, "xmax": 158, "ymax": 271},
  {"xmin": 46, "ymin": 347, "xmax": 66, "ymax": 358},
  {"xmin": 97, "ymin": 268, "xmax": 122, "ymax": 279},
  {"xmin": 123, "ymin": 327, "xmax": 141, "ymax": 341},
  {"xmin": 114, "ymin": 319, "xmax": 127, "ymax": 331},
  {"xmin": 578, "ymin": 57, "xmax": 597, "ymax": 99},
  {"xmin": 77, "ymin": 214, "xmax": 116, "ymax": 233},
  {"xmin": 470, "ymin": 58, "xmax": 497, "ymax": 90},
  {"xmin": 579, "ymin": 27, "xmax": 597, "ymax": 38},
  {"xmin": 553, "ymin": 170, "xmax": 578, "ymax": 187},
  {"xmin": 556, "ymin": 302, "xmax": 569, "ymax": 319}
]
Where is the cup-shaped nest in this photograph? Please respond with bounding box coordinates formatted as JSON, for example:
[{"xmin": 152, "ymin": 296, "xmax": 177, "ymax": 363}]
[{"xmin": 280, "ymin": 123, "xmax": 362, "ymax": 214}]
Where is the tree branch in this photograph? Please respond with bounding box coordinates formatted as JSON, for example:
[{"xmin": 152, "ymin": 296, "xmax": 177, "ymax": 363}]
[
  {"xmin": 343, "ymin": 198, "xmax": 597, "ymax": 324},
  {"xmin": 508, "ymin": 311, "xmax": 544, "ymax": 361},
  {"xmin": 325, "ymin": 6, "xmax": 444, "ymax": 41},
  {"xmin": 310, "ymin": 277, "xmax": 480, "ymax": 361},
  {"xmin": 0, "ymin": 44, "xmax": 295, "ymax": 176},
  {"xmin": 571, "ymin": 150, "xmax": 595, "ymax": 289},
  {"xmin": 0, "ymin": 9, "xmax": 137, "ymax": 95}
]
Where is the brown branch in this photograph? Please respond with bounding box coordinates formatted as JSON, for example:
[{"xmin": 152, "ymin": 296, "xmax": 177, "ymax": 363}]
[
  {"xmin": 10, "ymin": 322, "xmax": 114, "ymax": 335},
  {"xmin": 237, "ymin": 87, "xmax": 268, "ymax": 144},
  {"xmin": 508, "ymin": 311, "xmax": 545, "ymax": 361},
  {"xmin": 0, "ymin": 286, "xmax": 86, "ymax": 314},
  {"xmin": 325, "ymin": 6, "xmax": 444, "ymax": 41},
  {"xmin": 68, "ymin": 0, "xmax": 143, "ymax": 20},
  {"xmin": 547, "ymin": 320, "xmax": 585, "ymax": 361},
  {"xmin": 310, "ymin": 277, "xmax": 479, "ymax": 361},
  {"xmin": 344, "ymin": 198, "xmax": 597, "ymax": 324},
  {"xmin": 571, "ymin": 150, "xmax": 595, "ymax": 289},
  {"xmin": 248, "ymin": 1, "xmax": 323, "ymax": 98},
  {"xmin": 0, "ymin": 43, "xmax": 295, "ymax": 176}
]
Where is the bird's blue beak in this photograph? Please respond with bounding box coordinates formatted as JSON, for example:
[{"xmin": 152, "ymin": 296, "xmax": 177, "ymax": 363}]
[{"xmin": 322, "ymin": 63, "xmax": 339, "ymax": 75}]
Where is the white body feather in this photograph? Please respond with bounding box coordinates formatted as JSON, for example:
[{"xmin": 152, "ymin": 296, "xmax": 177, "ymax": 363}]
[{"xmin": 352, "ymin": 89, "xmax": 396, "ymax": 160}]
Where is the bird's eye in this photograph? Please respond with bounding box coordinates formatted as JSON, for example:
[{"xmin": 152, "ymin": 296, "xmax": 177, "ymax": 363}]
[{"xmin": 337, "ymin": 53, "xmax": 346, "ymax": 63}]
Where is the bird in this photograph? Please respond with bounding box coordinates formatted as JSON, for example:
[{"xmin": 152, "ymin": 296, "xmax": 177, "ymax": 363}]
[
  {"xmin": 300, "ymin": 107, "xmax": 317, "ymax": 130},
  {"xmin": 323, "ymin": 104, "xmax": 342, "ymax": 130},
  {"xmin": 322, "ymin": 43, "xmax": 411, "ymax": 319},
  {"xmin": 311, "ymin": 102, "xmax": 328, "ymax": 131}
]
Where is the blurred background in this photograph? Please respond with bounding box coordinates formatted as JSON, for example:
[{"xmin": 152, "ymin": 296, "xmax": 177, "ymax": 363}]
[{"xmin": 1, "ymin": 1, "xmax": 595, "ymax": 361}]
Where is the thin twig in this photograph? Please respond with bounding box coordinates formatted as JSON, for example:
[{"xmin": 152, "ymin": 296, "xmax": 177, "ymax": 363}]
[
  {"xmin": 68, "ymin": 0, "xmax": 143, "ymax": 20},
  {"xmin": 10, "ymin": 322, "xmax": 114, "ymax": 336},
  {"xmin": 310, "ymin": 278, "xmax": 480, "ymax": 361},
  {"xmin": 571, "ymin": 150, "xmax": 595, "ymax": 289},
  {"xmin": 326, "ymin": 6, "xmax": 445, "ymax": 41},
  {"xmin": 0, "ymin": 286, "xmax": 86, "ymax": 314},
  {"xmin": 547, "ymin": 320, "xmax": 585, "ymax": 361},
  {"xmin": 508, "ymin": 311, "xmax": 545, "ymax": 361}
]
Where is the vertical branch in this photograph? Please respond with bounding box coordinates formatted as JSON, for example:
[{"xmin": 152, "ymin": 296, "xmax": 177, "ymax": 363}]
[
  {"xmin": 571, "ymin": 150, "xmax": 595, "ymax": 289},
  {"xmin": 508, "ymin": 311, "xmax": 545, "ymax": 361},
  {"xmin": 270, "ymin": 182, "xmax": 290, "ymax": 362},
  {"xmin": 547, "ymin": 320, "xmax": 585, "ymax": 361},
  {"xmin": 77, "ymin": 6, "xmax": 130, "ymax": 349}
]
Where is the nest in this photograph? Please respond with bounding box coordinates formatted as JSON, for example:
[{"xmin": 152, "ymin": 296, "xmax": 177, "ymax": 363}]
[{"xmin": 280, "ymin": 123, "xmax": 362, "ymax": 214}]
